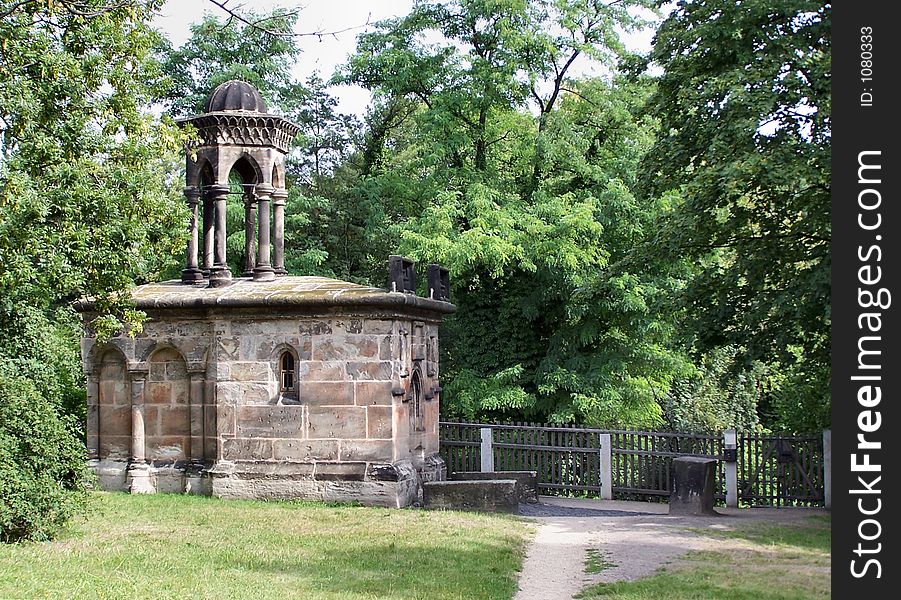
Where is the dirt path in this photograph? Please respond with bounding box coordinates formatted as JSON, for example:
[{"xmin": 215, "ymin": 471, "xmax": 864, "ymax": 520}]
[{"xmin": 513, "ymin": 497, "xmax": 827, "ymax": 600}]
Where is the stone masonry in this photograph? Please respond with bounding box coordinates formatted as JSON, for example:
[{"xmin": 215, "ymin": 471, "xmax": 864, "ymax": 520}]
[
  {"xmin": 78, "ymin": 80, "xmax": 455, "ymax": 507},
  {"xmin": 79, "ymin": 277, "xmax": 454, "ymax": 507}
]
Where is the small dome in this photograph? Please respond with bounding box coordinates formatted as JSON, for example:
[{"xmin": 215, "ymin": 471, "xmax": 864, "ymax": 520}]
[{"xmin": 205, "ymin": 80, "xmax": 268, "ymax": 113}]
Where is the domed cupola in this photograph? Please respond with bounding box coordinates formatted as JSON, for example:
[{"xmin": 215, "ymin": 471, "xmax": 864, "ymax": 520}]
[
  {"xmin": 178, "ymin": 80, "xmax": 301, "ymax": 287},
  {"xmin": 204, "ymin": 80, "xmax": 268, "ymax": 113}
]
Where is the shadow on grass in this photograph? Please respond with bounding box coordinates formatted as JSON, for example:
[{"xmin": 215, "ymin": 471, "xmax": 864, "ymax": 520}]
[
  {"xmin": 224, "ymin": 542, "xmax": 519, "ymax": 599},
  {"xmin": 704, "ymin": 516, "xmax": 830, "ymax": 553}
]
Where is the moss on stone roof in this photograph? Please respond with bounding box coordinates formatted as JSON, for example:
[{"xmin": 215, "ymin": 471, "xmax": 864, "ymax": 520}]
[{"xmin": 77, "ymin": 276, "xmax": 455, "ymax": 315}]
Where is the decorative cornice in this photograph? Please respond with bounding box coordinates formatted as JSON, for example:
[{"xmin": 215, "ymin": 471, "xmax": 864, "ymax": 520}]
[{"xmin": 177, "ymin": 112, "xmax": 301, "ymax": 153}]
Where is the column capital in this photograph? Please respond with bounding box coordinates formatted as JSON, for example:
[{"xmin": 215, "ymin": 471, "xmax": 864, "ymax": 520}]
[
  {"xmin": 183, "ymin": 186, "xmax": 201, "ymax": 201},
  {"xmin": 272, "ymin": 188, "xmax": 288, "ymax": 205},
  {"xmin": 254, "ymin": 183, "xmax": 275, "ymax": 197}
]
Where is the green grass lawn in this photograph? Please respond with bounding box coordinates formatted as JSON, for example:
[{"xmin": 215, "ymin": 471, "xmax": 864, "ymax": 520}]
[
  {"xmin": 578, "ymin": 515, "xmax": 831, "ymax": 600},
  {"xmin": 0, "ymin": 492, "xmax": 532, "ymax": 600}
]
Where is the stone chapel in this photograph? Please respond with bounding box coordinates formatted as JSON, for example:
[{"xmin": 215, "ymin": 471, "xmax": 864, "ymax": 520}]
[{"xmin": 77, "ymin": 81, "xmax": 455, "ymax": 507}]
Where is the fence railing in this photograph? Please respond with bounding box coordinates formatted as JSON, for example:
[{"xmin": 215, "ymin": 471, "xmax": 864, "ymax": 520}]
[{"xmin": 439, "ymin": 421, "xmax": 829, "ymax": 507}]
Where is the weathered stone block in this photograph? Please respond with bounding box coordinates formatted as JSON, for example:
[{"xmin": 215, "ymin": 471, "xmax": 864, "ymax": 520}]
[
  {"xmin": 339, "ymin": 439, "xmax": 393, "ymax": 462},
  {"xmin": 450, "ymin": 471, "xmax": 539, "ymax": 503},
  {"xmin": 366, "ymin": 405, "xmax": 393, "ymax": 439},
  {"xmin": 218, "ymin": 382, "xmax": 271, "ymax": 405},
  {"xmin": 217, "ymin": 337, "xmax": 240, "ymax": 360},
  {"xmin": 364, "ymin": 320, "xmax": 394, "ymax": 335},
  {"xmin": 158, "ymin": 405, "xmax": 191, "ymax": 436},
  {"xmin": 230, "ymin": 361, "xmax": 271, "ymax": 382},
  {"xmin": 298, "ymin": 320, "xmax": 332, "ymax": 335},
  {"xmin": 300, "ymin": 361, "xmax": 346, "ymax": 381},
  {"xmin": 166, "ymin": 361, "xmax": 187, "ymax": 379},
  {"xmin": 237, "ymin": 405, "xmax": 304, "ymax": 437},
  {"xmin": 145, "ymin": 382, "xmax": 172, "ymax": 404},
  {"xmin": 313, "ymin": 462, "xmax": 366, "ymax": 481},
  {"xmin": 272, "ymin": 439, "xmax": 339, "ymax": 461},
  {"xmin": 98, "ymin": 404, "xmax": 131, "ymax": 436},
  {"xmin": 299, "ymin": 381, "xmax": 353, "ymax": 406},
  {"xmin": 312, "ymin": 338, "xmax": 352, "ymax": 361},
  {"xmin": 149, "ymin": 363, "xmax": 167, "ymax": 382},
  {"xmin": 98, "ymin": 436, "xmax": 131, "ymax": 459},
  {"xmin": 346, "ymin": 361, "xmax": 393, "ymax": 381},
  {"xmin": 145, "ymin": 437, "xmax": 188, "ymax": 461},
  {"xmin": 354, "ymin": 381, "xmax": 393, "ymax": 406},
  {"xmin": 340, "ymin": 319, "xmax": 363, "ymax": 334},
  {"xmin": 222, "ymin": 437, "xmax": 273, "ymax": 461},
  {"xmin": 423, "ymin": 480, "xmax": 519, "ymax": 513},
  {"xmin": 669, "ymin": 456, "xmax": 718, "ymax": 516},
  {"xmin": 214, "ymin": 403, "xmax": 233, "ymax": 436},
  {"xmin": 308, "ymin": 407, "xmax": 366, "ymax": 439}
]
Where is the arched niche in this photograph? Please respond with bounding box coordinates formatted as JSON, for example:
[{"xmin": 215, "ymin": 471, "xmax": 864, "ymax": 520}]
[
  {"xmin": 144, "ymin": 346, "xmax": 190, "ymax": 463},
  {"xmin": 98, "ymin": 349, "xmax": 130, "ymax": 460}
]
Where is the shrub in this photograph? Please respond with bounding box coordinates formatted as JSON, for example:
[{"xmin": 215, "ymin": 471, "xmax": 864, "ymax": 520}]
[{"xmin": 0, "ymin": 373, "xmax": 89, "ymax": 542}]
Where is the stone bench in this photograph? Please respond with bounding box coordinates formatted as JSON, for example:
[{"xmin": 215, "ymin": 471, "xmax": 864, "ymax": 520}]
[
  {"xmin": 449, "ymin": 471, "xmax": 539, "ymax": 503},
  {"xmin": 422, "ymin": 479, "xmax": 518, "ymax": 513},
  {"xmin": 669, "ymin": 456, "xmax": 718, "ymax": 516}
]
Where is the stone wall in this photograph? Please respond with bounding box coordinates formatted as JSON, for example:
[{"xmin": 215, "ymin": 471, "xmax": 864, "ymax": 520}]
[
  {"xmin": 83, "ymin": 305, "xmax": 447, "ymax": 506},
  {"xmin": 97, "ymin": 350, "xmax": 130, "ymax": 460}
]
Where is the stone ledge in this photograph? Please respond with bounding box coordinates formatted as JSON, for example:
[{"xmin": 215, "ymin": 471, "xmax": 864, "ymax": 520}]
[
  {"xmin": 422, "ymin": 479, "xmax": 519, "ymax": 513},
  {"xmin": 450, "ymin": 470, "xmax": 539, "ymax": 503},
  {"xmin": 75, "ymin": 276, "xmax": 455, "ymax": 316}
]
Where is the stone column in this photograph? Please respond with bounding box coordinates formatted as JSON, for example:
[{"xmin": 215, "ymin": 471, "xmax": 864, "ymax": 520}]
[
  {"xmin": 202, "ymin": 190, "xmax": 214, "ymax": 276},
  {"xmin": 126, "ymin": 371, "xmax": 153, "ymax": 494},
  {"xmin": 208, "ymin": 183, "xmax": 232, "ymax": 287},
  {"xmin": 241, "ymin": 190, "xmax": 257, "ymax": 277},
  {"xmin": 272, "ymin": 188, "xmax": 288, "ymax": 276},
  {"xmin": 186, "ymin": 370, "xmax": 207, "ymax": 495},
  {"xmin": 253, "ymin": 183, "xmax": 275, "ymax": 281},
  {"xmin": 182, "ymin": 186, "xmax": 204, "ymax": 283},
  {"xmin": 86, "ymin": 373, "xmax": 100, "ymax": 461}
]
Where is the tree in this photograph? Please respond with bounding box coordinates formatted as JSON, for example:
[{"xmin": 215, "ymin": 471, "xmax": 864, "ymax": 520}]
[
  {"xmin": 642, "ymin": 0, "xmax": 831, "ymax": 431},
  {"xmin": 158, "ymin": 8, "xmax": 300, "ymax": 117},
  {"xmin": 1, "ymin": 0, "xmax": 187, "ymax": 334},
  {"xmin": 338, "ymin": 0, "xmax": 684, "ymax": 427},
  {"xmin": 1, "ymin": 0, "xmax": 187, "ymax": 540}
]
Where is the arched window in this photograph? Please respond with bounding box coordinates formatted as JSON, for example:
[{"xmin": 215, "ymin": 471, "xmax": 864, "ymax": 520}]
[
  {"xmin": 410, "ymin": 369, "xmax": 424, "ymax": 432},
  {"xmin": 279, "ymin": 351, "xmax": 297, "ymax": 399}
]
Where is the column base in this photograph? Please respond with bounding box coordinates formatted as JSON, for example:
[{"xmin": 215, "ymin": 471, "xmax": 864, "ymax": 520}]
[
  {"xmin": 274, "ymin": 267, "xmax": 288, "ymax": 277},
  {"xmin": 126, "ymin": 462, "xmax": 155, "ymax": 494},
  {"xmin": 208, "ymin": 266, "xmax": 233, "ymax": 288},
  {"xmin": 253, "ymin": 265, "xmax": 276, "ymax": 281},
  {"xmin": 181, "ymin": 268, "xmax": 204, "ymax": 284}
]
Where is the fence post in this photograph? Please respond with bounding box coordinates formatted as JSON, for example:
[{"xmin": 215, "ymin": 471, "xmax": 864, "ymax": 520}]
[
  {"xmin": 599, "ymin": 433, "xmax": 613, "ymax": 500},
  {"xmin": 480, "ymin": 427, "xmax": 494, "ymax": 472},
  {"xmin": 823, "ymin": 429, "xmax": 831, "ymax": 509},
  {"xmin": 724, "ymin": 429, "xmax": 738, "ymax": 508}
]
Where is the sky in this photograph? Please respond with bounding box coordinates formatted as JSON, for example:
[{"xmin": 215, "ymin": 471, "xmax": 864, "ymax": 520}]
[{"xmin": 153, "ymin": 0, "xmax": 660, "ymax": 117}]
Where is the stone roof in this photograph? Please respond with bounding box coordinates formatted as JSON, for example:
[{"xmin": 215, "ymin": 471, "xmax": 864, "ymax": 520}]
[
  {"xmin": 76, "ymin": 276, "xmax": 455, "ymax": 315},
  {"xmin": 205, "ymin": 80, "xmax": 268, "ymax": 113}
]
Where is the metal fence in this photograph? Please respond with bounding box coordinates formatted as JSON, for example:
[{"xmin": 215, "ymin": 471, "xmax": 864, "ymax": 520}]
[{"xmin": 439, "ymin": 421, "xmax": 827, "ymax": 507}]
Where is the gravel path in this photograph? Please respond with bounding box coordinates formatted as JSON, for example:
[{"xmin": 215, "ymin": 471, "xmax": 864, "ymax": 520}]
[{"xmin": 512, "ymin": 497, "xmax": 827, "ymax": 600}]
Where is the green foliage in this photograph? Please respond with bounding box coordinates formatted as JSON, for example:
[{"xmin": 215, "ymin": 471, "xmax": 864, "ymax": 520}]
[
  {"xmin": 0, "ymin": 0, "xmax": 189, "ymax": 540},
  {"xmin": 336, "ymin": 0, "xmax": 685, "ymax": 427},
  {"xmin": 642, "ymin": 0, "xmax": 831, "ymax": 429},
  {"xmin": 0, "ymin": 305, "xmax": 85, "ymax": 426},
  {"xmin": 158, "ymin": 8, "xmax": 301, "ymax": 117},
  {"xmin": 0, "ymin": 373, "xmax": 89, "ymax": 543},
  {"xmin": 661, "ymin": 347, "xmax": 763, "ymax": 433},
  {"xmin": 1, "ymin": 0, "xmax": 188, "ymax": 334}
]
